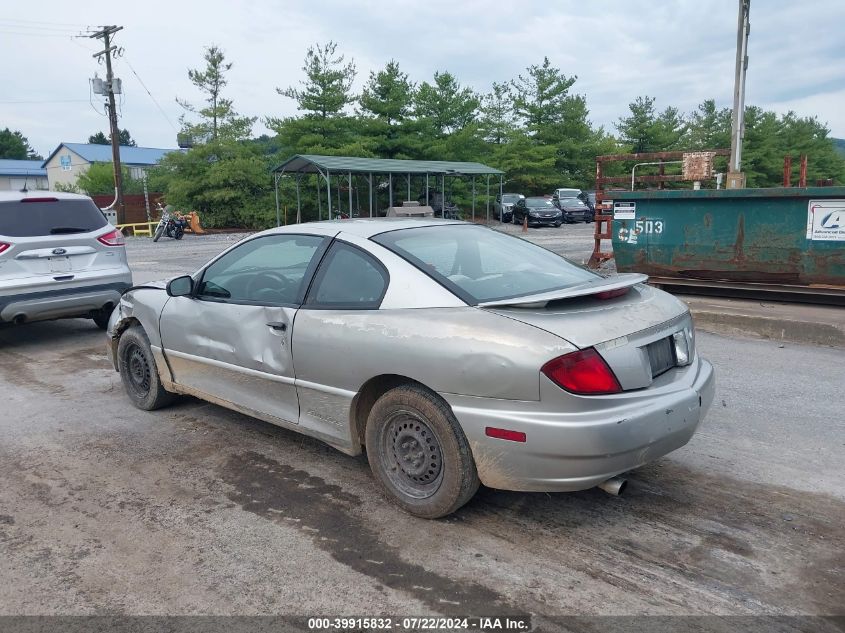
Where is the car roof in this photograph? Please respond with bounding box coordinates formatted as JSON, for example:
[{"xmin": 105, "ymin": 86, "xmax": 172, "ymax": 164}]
[
  {"xmin": 260, "ymin": 217, "xmax": 466, "ymax": 239},
  {"xmin": 0, "ymin": 191, "xmax": 93, "ymax": 203}
]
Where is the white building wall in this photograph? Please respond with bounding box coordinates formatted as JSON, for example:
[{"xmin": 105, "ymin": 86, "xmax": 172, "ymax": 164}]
[{"xmin": 44, "ymin": 147, "xmax": 91, "ymax": 190}]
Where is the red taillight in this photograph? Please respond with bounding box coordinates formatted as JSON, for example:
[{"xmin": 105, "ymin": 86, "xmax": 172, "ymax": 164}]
[
  {"xmin": 595, "ymin": 287, "xmax": 630, "ymax": 300},
  {"xmin": 97, "ymin": 229, "xmax": 125, "ymax": 247},
  {"xmin": 541, "ymin": 348, "xmax": 622, "ymax": 395},
  {"xmin": 485, "ymin": 427, "xmax": 527, "ymax": 443},
  {"xmin": 0, "ymin": 242, "xmax": 10, "ymax": 255},
  {"xmin": 21, "ymin": 197, "xmax": 58, "ymax": 203}
]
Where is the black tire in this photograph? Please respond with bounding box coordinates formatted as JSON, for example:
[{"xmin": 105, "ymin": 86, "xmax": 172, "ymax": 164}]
[
  {"xmin": 174, "ymin": 226, "xmax": 184, "ymax": 240},
  {"xmin": 365, "ymin": 384, "xmax": 479, "ymax": 519},
  {"xmin": 91, "ymin": 309, "xmax": 111, "ymax": 330},
  {"xmin": 117, "ymin": 325, "xmax": 175, "ymax": 411},
  {"xmin": 554, "ymin": 221, "xmax": 562, "ymax": 227},
  {"xmin": 153, "ymin": 222, "xmax": 165, "ymax": 242}
]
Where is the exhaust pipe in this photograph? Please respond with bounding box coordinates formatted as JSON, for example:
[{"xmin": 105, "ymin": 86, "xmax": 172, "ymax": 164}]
[{"xmin": 597, "ymin": 476, "xmax": 628, "ymax": 496}]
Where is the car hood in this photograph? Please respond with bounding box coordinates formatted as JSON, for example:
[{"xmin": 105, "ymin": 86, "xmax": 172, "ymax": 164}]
[{"xmin": 481, "ymin": 276, "xmax": 688, "ymax": 348}]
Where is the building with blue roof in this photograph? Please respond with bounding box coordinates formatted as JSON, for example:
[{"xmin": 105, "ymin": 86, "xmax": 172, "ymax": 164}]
[
  {"xmin": 42, "ymin": 142, "xmax": 180, "ymax": 191},
  {"xmin": 0, "ymin": 159, "xmax": 49, "ymax": 191}
]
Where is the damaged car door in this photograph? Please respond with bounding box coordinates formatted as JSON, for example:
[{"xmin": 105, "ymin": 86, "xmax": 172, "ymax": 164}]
[{"xmin": 159, "ymin": 234, "xmax": 328, "ymax": 425}]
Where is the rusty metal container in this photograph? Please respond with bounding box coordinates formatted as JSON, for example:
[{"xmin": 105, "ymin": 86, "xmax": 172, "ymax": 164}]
[{"xmin": 610, "ymin": 187, "xmax": 845, "ymax": 290}]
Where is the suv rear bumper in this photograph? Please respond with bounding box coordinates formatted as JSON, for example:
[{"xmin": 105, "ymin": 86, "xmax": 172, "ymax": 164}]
[{"xmin": 0, "ymin": 280, "xmax": 131, "ymax": 323}]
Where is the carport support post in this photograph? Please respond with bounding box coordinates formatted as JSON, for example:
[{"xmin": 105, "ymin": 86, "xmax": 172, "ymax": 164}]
[
  {"xmin": 472, "ymin": 176, "xmax": 476, "ymax": 221},
  {"xmin": 368, "ymin": 173, "xmax": 373, "ymax": 217},
  {"xmin": 486, "ymin": 175, "xmax": 490, "ymax": 223},
  {"xmin": 348, "ymin": 172, "xmax": 353, "ymax": 217},
  {"xmin": 273, "ymin": 172, "xmax": 281, "ymax": 227},
  {"xmin": 337, "ymin": 178, "xmax": 342, "ymax": 217},
  {"xmin": 326, "ymin": 171, "xmax": 332, "ymax": 221},
  {"xmin": 407, "ymin": 173, "xmax": 411, "ymax": 201},
  {"xmin": 441, "ymin": 174, "xmax": 445, "ymax": 216},
  {"xmin": 317, "ymin": 175, "xmax": 322, "ymax": 221},
  {"xmin": 425, "ymin": 174, "xmax": 429, "ymax": 205},
  {"xmin": 295, "ymin": 174, "xmax": 301, "ymax": 224},
  {"xmin": 499, "ymin": 175, "xmax": 503, "ymax": 222},
  {"xmin": 389, "ymin": 173, "xmax": 393, "ymax": 208}
]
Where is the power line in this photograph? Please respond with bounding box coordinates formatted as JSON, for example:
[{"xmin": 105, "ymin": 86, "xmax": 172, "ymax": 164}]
[
  {"xmin": 121, "ymin": 57, "xmax": 179, "ymax": 133},
  {"xmin": 0, "ymin": 98, "xmax": 90, "ymax": 104},
  {"xmin": 0, "ymin": 30, "xmax": 78, "ymax": 38},
  {"xmin": 0, "ymin": 17, "xmax": 90, "ymax": 28},
  {"xmin": 0, "ymin": 22, "xmax": 81, "ymax": 33}
]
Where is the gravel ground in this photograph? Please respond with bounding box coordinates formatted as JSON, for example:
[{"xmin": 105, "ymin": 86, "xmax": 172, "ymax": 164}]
[{"xmin": 0, "ymin": 223, "xmax": 841, "ymax": 622}]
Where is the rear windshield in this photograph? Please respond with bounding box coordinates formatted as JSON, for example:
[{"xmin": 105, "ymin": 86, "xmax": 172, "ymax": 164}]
[
  {"xmin": 502, "ymin": 194, "xmax": 522, "ymax": 203},
  {"xmin": 0, "ymin": 199, "xmax": 108, "ymax": 237},
  {"xmin": 372, "ymin": 224, "xmax": 597, "ymax": 304}
]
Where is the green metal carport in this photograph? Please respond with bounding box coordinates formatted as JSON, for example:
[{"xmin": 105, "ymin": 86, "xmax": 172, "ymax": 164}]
[{"xmin": 271, "ymin": 154, "xmax": 504, "ymax": 225}]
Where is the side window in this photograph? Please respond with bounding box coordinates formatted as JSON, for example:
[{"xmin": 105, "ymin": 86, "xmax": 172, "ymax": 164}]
[
  {"xmin": 306, "ymin": 242, "xmax": 388, "ymax": 309},
  {"xmin": 197, "ymin": 234, "xmax": 325, "ymax": 305}
]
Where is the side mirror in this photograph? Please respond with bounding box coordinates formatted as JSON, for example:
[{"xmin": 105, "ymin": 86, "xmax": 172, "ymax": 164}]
[{"xmin": 166, "ymin": 275, "xmax": 194, "ymax": 297}]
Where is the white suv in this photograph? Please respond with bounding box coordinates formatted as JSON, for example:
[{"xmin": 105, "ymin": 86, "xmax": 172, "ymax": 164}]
[{"xmin": 0, "ymin": 191, "xmax": 132, "ymax": 329}]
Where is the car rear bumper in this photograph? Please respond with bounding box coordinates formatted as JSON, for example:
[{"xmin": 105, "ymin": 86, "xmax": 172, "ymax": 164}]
[
  {"xmin": 443, "ymin": 357, "xmax": 715, "ymax": 492},
  {"xmin": 0, "ymin": 278, "xmax": 131, "ymax": 323}
]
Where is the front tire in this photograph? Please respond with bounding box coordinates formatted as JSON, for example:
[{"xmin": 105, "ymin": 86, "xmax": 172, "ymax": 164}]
[
  {"xmin": 153, "ymin": 222, "xmax": 165, "ymax": 242},
  {"xmin": 365, "ymin": 384, "xmax": 479, "ymax": 519},
  {"xmin": 117, "ymin": 325, "xmax": 175, "ymax": 411}
]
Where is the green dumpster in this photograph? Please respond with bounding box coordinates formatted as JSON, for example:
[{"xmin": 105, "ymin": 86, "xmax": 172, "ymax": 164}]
[{"xmin": 609, "ymin": 187, "xmax": 845, "ymax": 287}]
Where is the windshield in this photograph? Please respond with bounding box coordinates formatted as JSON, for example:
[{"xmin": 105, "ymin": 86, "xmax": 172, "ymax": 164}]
[
  {"xmin": 502, "ymin": 194, "xmax": 522, "ymax": 203},
  {"xmin": 0, "ymin": 199, "xmax": 108, "ymax": 237},
  {"xmin": 560, "ymin": 197, "xmax": 585, "ymax": 205},
  {"xmin": 525, "ymin": 198, "xmax": 553, "ymax": 208},
  {"xmin": 372, "ymin": 224, "xmax": 597, "ymax": 303}
]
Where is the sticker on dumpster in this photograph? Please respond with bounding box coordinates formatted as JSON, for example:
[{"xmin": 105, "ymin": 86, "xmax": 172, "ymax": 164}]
[
  {"xmin": 614, "ymin": 201, "xmax": 636, "ymax": 219},
  {"xmin": 807, "ymin": 200, "xmax": 845, "ymax": 241}
]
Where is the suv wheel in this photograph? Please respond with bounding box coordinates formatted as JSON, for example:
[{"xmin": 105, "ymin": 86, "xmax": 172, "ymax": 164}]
[
  {"xmin": 91, "ymin": 309, "xmax": 111, "ymax": 330},
  {"xmin": 365, "ymin": 384, "xmax": 479, "ymax": 518}
]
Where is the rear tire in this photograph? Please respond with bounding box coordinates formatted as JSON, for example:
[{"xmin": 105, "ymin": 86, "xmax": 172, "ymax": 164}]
[
  {"xmin": 117, "ymin": 325, "xmax": 175, "ymax": 411},
  {"xmin": 174, "ymin": 226, "xmax": 184, "ymax": 240},
  {"xmin": 92, "ymin": 309, "xmax": 111, "ymax": 330},
  {"xmin": 365, "ymin": 384, "xmax": 479, "ymax": 519}
]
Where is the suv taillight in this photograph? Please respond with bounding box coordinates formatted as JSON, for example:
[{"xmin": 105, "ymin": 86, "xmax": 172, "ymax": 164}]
[
  {"xmin": 541, "ymin": 348, "xmax": 622, "ymax": 395},
  {"xmin": 97, "ymin": 229, "xmax": 125, "ymax": 247},
  {"xmin": 0, "ymin": 242, "xmax": 10, "ymax": 255}
]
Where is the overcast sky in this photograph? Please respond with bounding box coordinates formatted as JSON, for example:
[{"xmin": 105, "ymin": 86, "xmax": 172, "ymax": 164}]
[{"xmin": 2, "ymin": 0, "xmax": 844, "ymax": 157}]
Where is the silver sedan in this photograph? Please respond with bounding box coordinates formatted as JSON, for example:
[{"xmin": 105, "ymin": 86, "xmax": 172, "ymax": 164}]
[{"xmin": 107, "ymin": 219, "xmax": 715, "ymax": 518}]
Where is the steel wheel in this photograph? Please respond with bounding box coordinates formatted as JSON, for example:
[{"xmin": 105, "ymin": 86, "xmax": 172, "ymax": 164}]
[
  {"xmin": 379, "ymin": 410, "xmax": 444, "ymax": 499},
  {"xmin": 125, "ymin": 342, "xmax": 152, "ymax": 398}
]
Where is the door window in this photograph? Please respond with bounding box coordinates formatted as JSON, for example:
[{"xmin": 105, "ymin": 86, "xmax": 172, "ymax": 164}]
[
  {"xmin": 306, "ymin": 242, "xmax": 388, "ymax": 309},
  {"xmin": 196, "ymin": 234, "xmax": 326, "ymax": 305}
]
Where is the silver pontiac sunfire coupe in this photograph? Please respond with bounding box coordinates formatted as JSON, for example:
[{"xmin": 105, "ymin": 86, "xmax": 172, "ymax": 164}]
[{"xmin": 108, "ymin": 219, "xmax": 714, "ymax": 518}]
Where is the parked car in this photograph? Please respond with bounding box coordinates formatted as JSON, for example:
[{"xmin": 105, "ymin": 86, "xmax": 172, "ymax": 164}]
[
  {"xmin": 0, "ymin": 191, "xmax": 132, "ymax": 329},
  {"xmin": 581, "ymin": 190, "xmax": 597, "ymax": 214},
  {"xmin": 553, "ymin": 187, "xmax": 583, "ymax": 201},
  {"xmin": 553, "ymin": 195, "xmax": 593, "ymax": 223},
  {"xmin": 418, "ymin": 189, "xmax": 460, "ymax": 219},
  {"xmin": 512, "ymin": 196, "xmax": 563, "ymax": 227},
  {"xmin": 108, "ymin": 219, "xmax": 714, "ymax": 518},
  {"xmin": 493, "ymin": 193, "xmax": 524, "ymax": 223}
]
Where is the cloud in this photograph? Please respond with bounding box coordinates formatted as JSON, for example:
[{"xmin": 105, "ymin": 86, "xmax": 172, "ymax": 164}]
[{"xmin": 1, "ymin": 0, "xmax": 843, "ymax": 159}]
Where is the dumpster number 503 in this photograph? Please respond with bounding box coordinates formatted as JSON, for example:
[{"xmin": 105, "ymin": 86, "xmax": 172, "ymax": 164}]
[{"xmin": 634, "ymin": 219, "xmax": 664, "ymax": 234}]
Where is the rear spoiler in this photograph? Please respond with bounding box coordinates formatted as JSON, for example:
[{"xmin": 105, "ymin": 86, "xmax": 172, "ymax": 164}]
[{"xmin": 477, "ymin": 273, "xmax": 648, "ymax": 308}]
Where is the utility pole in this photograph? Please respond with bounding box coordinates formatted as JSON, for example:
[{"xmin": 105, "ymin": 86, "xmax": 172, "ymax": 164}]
[
  {"xmin": 728, "ymin": 0, "xmax": 750, "ymax": 188},
  {"xmin": 89, "ymin": 26, "xmax": 126, "ymax": 223}
]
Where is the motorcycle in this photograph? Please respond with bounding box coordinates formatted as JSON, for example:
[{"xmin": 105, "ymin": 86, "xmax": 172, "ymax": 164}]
[{"xmin": 153, "ymin": 204, "xmax": 189, "ymax": 242}]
